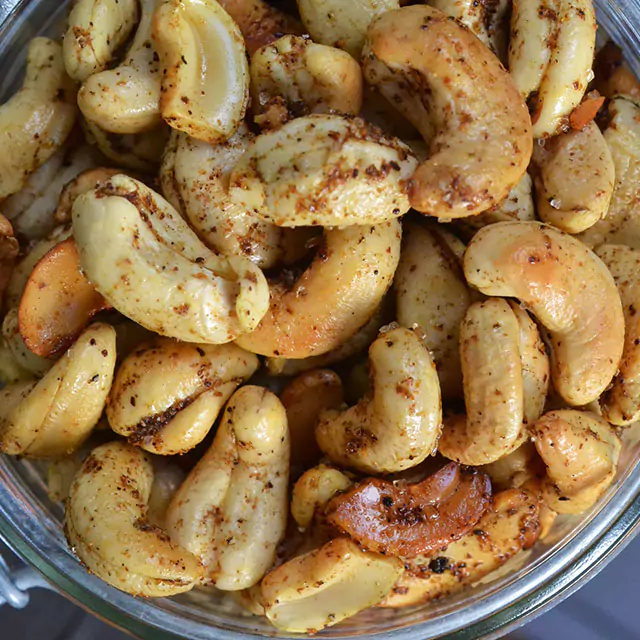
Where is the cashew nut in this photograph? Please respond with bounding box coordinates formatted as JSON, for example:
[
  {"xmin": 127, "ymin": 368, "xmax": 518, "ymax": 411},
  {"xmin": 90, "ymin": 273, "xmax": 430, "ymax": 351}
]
[
  {"xmin": 316, "ymin": 326, "xmax": 441, "ymax": 474},
  {"xmin": 77, "ymin": 0, "xmax": 163, "ymax": 134},
  {"xmin": 508, "ymin": 0, "xmax": 596, "ymax": 138},
  {"xmin": 72, "ymin": 174, "xmax": 269, "ymax": 344},
  {"xmin": 153, "ymin": 0, "xmax": 249, "ymax": 143},
  {"xmin": 65, "ymin": 441, "xmax": 204, "ymax": 596},
  {"xmin": 147, "ymin": 460, "xmax": 186, "ymax": 529},
  {"xmin": 235, "ymin": 220, "xmax": 400, "ymax": 358},
  {"xmin": 63, "ymin": 0, "xmax": 140, "ymax": 82},
  {"xmin": 166, "ymin": 386, "xmax": 290, "ymax": 589},
  {"xmin": 229, "ymin": 114, "xmax": 416, "ymax": 227},
  {"xmin": 261, "ymin": 537, "xmax": 404, "ymax": 633},
  {"xmin": 0, "ymin": 331, "xmax": 37, "ymax": 385},
  {"xmin": 362, "ymin": 5, "xmax": 532, "ymax": 218},
  {"xmin": 2, "ymin": 308, "xmax": 53, "ymax": 377},
  {"xmin": 532, "ymin": 410, "xmax": 621, "ymax": 514},
  {"xmin": 107, "ymin": 338, "xmax": 258, "ymax": 454},
  {"xmin": 0, "ymin": 38, "xmax": 77, "ymax": 200},
  {"xmin": 0, "ymin": 323, "xmax": 116, "ymax": 458},
  {"xmin": 593, "ymin": 41, "xmax": 640, "ymax": 100},
  {"xmin": 0, "ymin": 214, "xmax": 18, "ymax": 302},
  {"xmin": 532, "ymin": 122, "xmax": 615, "ymax": 233},
  {"xmin": 463, "ymin": 221, "xmax": 624, "ymax": 406}
]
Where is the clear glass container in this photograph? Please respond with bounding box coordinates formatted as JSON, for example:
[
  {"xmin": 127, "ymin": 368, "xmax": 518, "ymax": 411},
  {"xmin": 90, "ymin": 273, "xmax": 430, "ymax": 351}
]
[{"xmin": 1, "ymin": 0, "xmax": 640, "ymax": 637}]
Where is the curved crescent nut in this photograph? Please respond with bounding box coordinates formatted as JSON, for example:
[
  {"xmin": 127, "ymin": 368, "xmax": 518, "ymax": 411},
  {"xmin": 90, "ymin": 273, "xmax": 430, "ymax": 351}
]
[
  {"xmin": 72, "ymin": 174, "xmax": 269, "ymax": 344},
  {"xmin": 380, "ymin": 489, "xmax": 540, "ymax": 607},
  {"xmin": 532, "ymin": 122, "xmax": 615, "ymax": 233},
  {"xmin": 395, "ymin": 220, "xmax": 471, "ymax": 401},
  {"xmin": 596, "ymin": 245, "xmax": 640, "ymax": 425},
  {"xmin": 235, "ymin": 220, "xmax": 401, "ymax": 358},
  {"xmin": 316, "ymin": 326, "xmax": 442, "ymax": 474},
  {"xmin": 107, "ymin": 338, "xmax": 258, "ymax": 454},
  {"xmin": 327, "ymin": 463, "xmax": 492, "ymax": 557},
  {"xmin": 0, "ymin": 38, "xmax": 77, "ymax": 200},
  {"xmin": 153, "ymin": 0, "xmax": 249, "ymax": 143},
  {"xmin": 64, "ymin": 441, "xmax": 204, "ymax": 596},
  {"xmin": 508, "ymin": 0, "xmax": 596, "ymax": 138},
  {"xmin": 166, "ymin": 386, "xmax": 290, "ymax": 590},
  {"xmin": 0, "ymin": 323, "xmax": 116, "ymax": 458},
  {"xmin": 463, "ymin": 221, "xmax": 624, "ymax": 406},
  {"xmin": 532, "ymin": 410, "xmax": 621, "ymax": 514},
  {"xmin": 159, "ymin": 126, "xmax": 311, "ymax": 269},
  {"xmin": 261, "ymin": 537, "xmax": 404, "ymax": 633},
  {"xmin": 18, "ymin": 238, "xmax": 111, "ymax": 359},
  {"xmin": 362, "ymin": 5, "xmax": 532, "ymax": 219},
  {"xmin": 2, "ymin": 309, "xmax": 52, "ymax": 377},
  {"xmin": 229, "ymin": 114, "xmax": 416, "ymax": 227},
  {"xmin": 77, "ymin": 0, "xmax": 163, "ymax": 134}
]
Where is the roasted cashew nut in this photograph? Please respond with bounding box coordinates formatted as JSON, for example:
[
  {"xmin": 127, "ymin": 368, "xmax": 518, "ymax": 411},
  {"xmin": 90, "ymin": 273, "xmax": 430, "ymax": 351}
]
[
  {"xmin": 107, "ymin": 338, "xmax": 258, "ymax": 454},
  {"xmin": 0, "ymin": 38, "xmax": 77, "ymax": 200},
  {"xmin": 166, "ymin": 386, "xmax": 290, "ymax": 590},
  {"xmin": 235, "ymin": 220, "xmax": 401, "ymax": 358},
  {"xmin": 261, "ymin": 537, "xmax": 404, "ymax": 633},
  {"xmin": 532, "ymin": 122, "xmax": 615, "ymax": 233},
  {"xmin": 464, "ymin": 221, "xmax": 624, "ymax": 406},
  {"xmin": 77, "ymin": 0, "xmax": 163, "ymax": 134},
  {"xmin": 72, "ymin": 174, "xmax": 269, "ymax": 343},
  {"xmin": 316, "ymin": 326, "xmax": 442, "ymax": 474},
  {"xmin": 153, "ymin": 0, "xmax": 249, "ymax": 143},
  {"xmin": 532, "ymin": 410, "xmax": 621, "ymax": 514},
  {"xmin": 0, "ymin": 214, "xmax": 18, "ymax": 302},
  {"xmin": 2, "ymin": 309, "xmax": 52, "ymax": 377},
  {"xmin": 65, "ymin": 441, "xmax": 204, "ymax": 596},
  {"xmin": 508, "ymin": 0, "xmax": 596, "ymax": 138},
  {"xmin": 0, "ymin": 323, "xmax": 116, "ymax": 458},
  {"xmin": 362, "ymin": 5, "xmax": 532, "ymax": 219},
  {"xmin": 229, "ymin": 114, "xmax": 416, "ymax": 227},
  {"xmin": 593, "ymin": 41, "xmax": 640, "ymax": 100}
]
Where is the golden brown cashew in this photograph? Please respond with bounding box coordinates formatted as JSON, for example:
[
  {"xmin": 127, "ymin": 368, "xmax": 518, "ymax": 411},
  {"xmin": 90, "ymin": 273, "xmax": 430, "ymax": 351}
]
[
  {"xmin": 395, "ymin": 220, "xmax": 471, "ymax": 401},
  {"xmin": 65, "ymin": 441, "xmax": 204, "ymax": 596},
  {"xmin": 316, "ymin": 327, "xmax": 442, "ymax": 474},
  {"xmin": 463, "ymin": 221, "xmax": 624, "ymax": 406},
  {"xmin": 63, "ymin": 0, "xmax": 140, "ymax": 82},
  {"xmin": 153, "ymin": 0, "xmax": 249, "ymax": 143},
  {"xmin": 77, "ymin": 0, "xmax": 163, "ymax": 134},
  {"xmin": 362, "ymin": 5, "xmax": 532, "ymax": 219},
  {"xmin": 509, "ymin": 0, "xmax": 596, "ymax": 138},
  {"xmin": 532, "ymin": 122, "xmax": 615, "ymax": 233},
  {"xmin": 229, "ymin": 114, "xmax": 416, "ymax": 227},
  {"xmin": 235, "ymin": 220, "xmax": 400, "ymax": 358},
  {"xmin": 107, "ymin": 338, "xmax": 258, "ymax": 455},
  {"xmin": 261, "ymin": 537, "xmax": 403, "ymax": 633},
  {"xmin": 166, "ymin": 386, "xmax": 290, "ymax": 590},
  {"xmin": 72, "ymin": 175, "xmax": 269, "ymax": 344},
  {"xmin": 0, "ymin": 38, "xmax": 77, "ymax": 200},
  {"xmin": 0, "ymin": 323, "xmax": 116, "ymax": 458},
  {"xmin": 532, "ymin": 410, "xmax": 621, "ymax": 514},
  {"xmin": 596, "ymin": 245, "xmax": 640, "ymax": 425}
]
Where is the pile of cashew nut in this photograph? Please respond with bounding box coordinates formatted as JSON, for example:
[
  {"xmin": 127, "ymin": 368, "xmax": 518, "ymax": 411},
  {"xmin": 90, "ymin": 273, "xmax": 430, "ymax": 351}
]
[{"xmin": 0, "ymin": 0, "xmax": 639, "ymax": 633}]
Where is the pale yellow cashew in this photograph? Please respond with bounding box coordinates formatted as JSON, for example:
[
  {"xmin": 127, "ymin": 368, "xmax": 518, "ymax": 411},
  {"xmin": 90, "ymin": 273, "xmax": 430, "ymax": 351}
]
[
  {"xmin": 316, "ymin": 326, "xmax": 442, "ymax": 474},
  {"xmin": 509, "ymin": 0, "xmax": 596, "ymax": 138},
  {"xmin": 464, "ymin": 221, "xmax": 624, "ymax": 406},
  {"xmin": 147, "ymin": 460, "xmax": 186, "ymax": 529},
  {"xmin": 153, "ymin": 0, "xmax": 249, "ymax": 143},
  {"xmin": 166, "ymin": 386, "xmax": 290, "ymax": 590},
  {"xmin": 0, "ymin": 323, "xmax": 116, "ymax": 458},
  {"xmin": 63, "ymin": 0, "xmax": 140, "ymax": 82},
  {"xmin": 78, "ymin": 0, "xmax": 163, "ymax": 134},
  {"xmin": 261, "ymin": 537, "xmax": 403, "ymax": 633},
  {"xmin": 532, "ymin": 122, "xmax": 615, "ymax": 233},
  {"xmin": 65, "ymin": 441, "xmax": 204, "ymax": 596},
  {"xmin": 72, "ymin": 175, "xmax": 269, "ymax": 344},
  {"xmin": 596, "ymin": 245, "xmax": 640, "ymax": 425},
  {"xmin": 362, "ymin": 6, "xmax": 532, "ymax": 219},
  {"xmin": 229, "ymin": 114, "xmax": 416, "ymax": 227},
  {"xmin": 395, "ymin": 220, "xmax": 471, "ymax": 401},
  {"xmin": 235, "ymin": 220, "xmax": 401, "ymax": 358},
  {"xmin": 107, "ymin": 338, "xmax": 258, "ymax": 454},
  {"xmin": 0, "ymin": 38, "xmax": 77, "ymax": 199},
  {"xmin": 2, "ymin": 309, "xmax": 52, "ymax": 377},
  {"xmin": 532, "ymin": 410, "xmax": 620, "ymax": 514}
]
